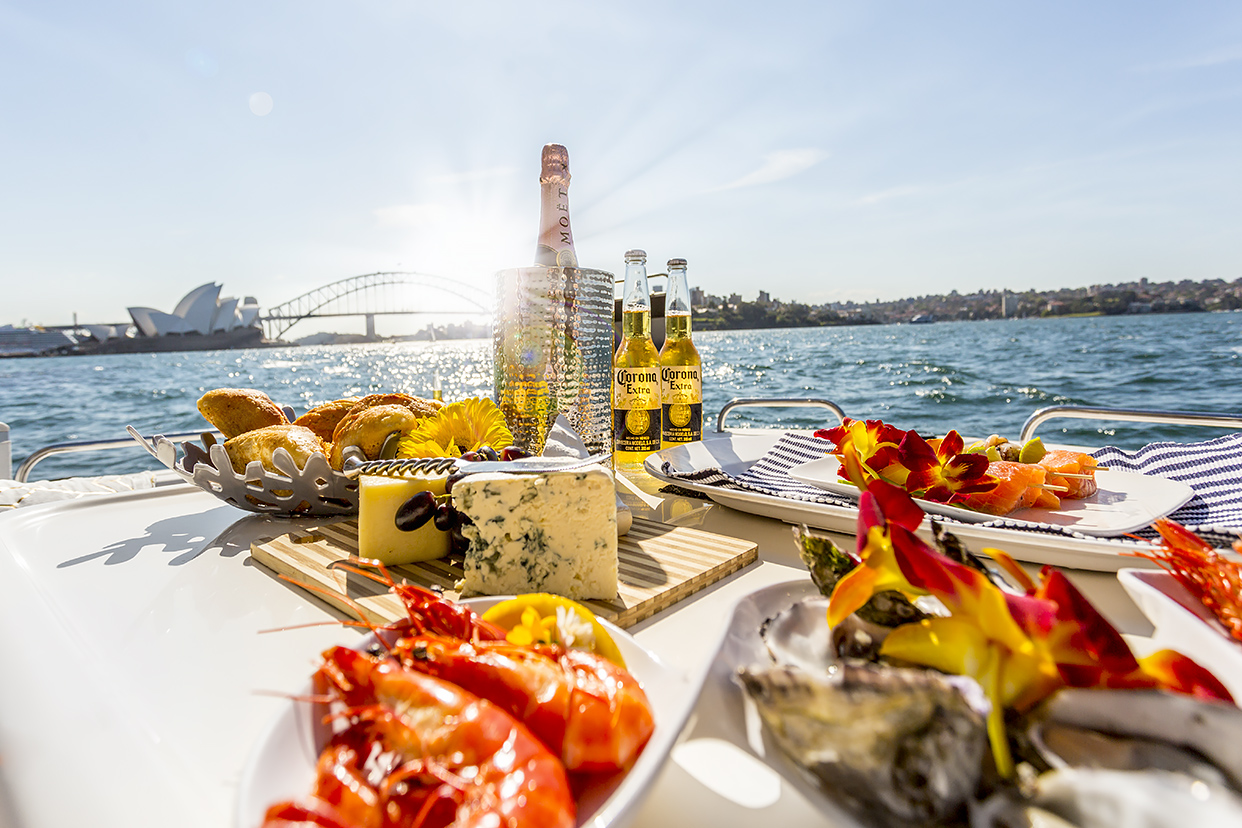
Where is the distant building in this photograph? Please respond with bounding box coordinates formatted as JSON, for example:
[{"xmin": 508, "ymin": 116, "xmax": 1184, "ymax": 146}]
[{"xmin": 126, "ymin": 283, "xmax": 261, "ymax": 338}]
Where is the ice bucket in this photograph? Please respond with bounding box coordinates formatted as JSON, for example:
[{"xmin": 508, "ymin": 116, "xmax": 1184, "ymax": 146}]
[{"xmin": 493, "ymin": 266, "xmax": 614, "ymax": 456}]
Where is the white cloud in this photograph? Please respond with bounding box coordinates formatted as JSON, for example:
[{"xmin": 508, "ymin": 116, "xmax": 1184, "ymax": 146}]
[
  {"xmin": 373, "ymin": 203, "xmax": 445, "ymax": 228},
  {"xmin": 716, "ymin": 149, "xmax": 827, "ymax": 191}
]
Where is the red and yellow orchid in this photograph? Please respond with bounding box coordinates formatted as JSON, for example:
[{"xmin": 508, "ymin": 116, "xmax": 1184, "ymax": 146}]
[
  {"xmin": 816, "ymin": 417, "xmax": 995, "ymax": 504},
  {"xmin": 898, "ymin": 430, "xmax": 995, "ymax": 502},
  {"xmin": 822, "ymin": 477, "xmax": 1233, "ymax": 778},
  {"xmin": 816, "ymin": 418, "xmax": 907, "ymax": 487}
]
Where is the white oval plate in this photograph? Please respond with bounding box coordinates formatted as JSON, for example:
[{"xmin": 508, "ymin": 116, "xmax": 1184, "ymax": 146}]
[
  {"xmin": 644, "ymin": 432, "xmax": 1175, "ymax": 572},
  {"xmin": 235, "ymin": 597, "xmax": 700, "ymax": 828},
  {"xmin": 789, "ymin": 455, "xmax": 1194, "ymax": 537}
]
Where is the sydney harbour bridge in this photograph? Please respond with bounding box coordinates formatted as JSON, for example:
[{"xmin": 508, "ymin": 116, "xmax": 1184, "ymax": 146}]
[{"xmin": 260, "ymin": 272, "xmax": 491, "ymax": 341}]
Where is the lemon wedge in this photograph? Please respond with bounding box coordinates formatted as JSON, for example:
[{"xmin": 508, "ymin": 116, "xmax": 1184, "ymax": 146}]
[{"xmin": 482, "ymin": 594, "xmax": 626, "ymax": 668}]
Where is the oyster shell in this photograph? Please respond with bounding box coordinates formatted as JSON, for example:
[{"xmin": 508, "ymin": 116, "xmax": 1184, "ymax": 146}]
[
  {"xmin": 794, "ymin": 525, "xmax": 930, "ymax": 628},
  {"xmin": 1021, "ymin": 688, "xmax": 1242, "ymax": 791},
  {"xmin": 737, "ymin": 662, "xmax": 988, "ymax": 827},
  {"xmin": 758, "ymin": 594, "xmax": 836, "ymax": 672},
  {"xmin": 971, "ymin": 768, "xmax": 1242, "ymax": 828}
]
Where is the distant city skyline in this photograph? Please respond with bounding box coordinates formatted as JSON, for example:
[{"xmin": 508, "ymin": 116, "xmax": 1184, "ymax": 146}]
[{"xmin": 4, "ymin": 2, "xmax": 1241, "ymax": 336}]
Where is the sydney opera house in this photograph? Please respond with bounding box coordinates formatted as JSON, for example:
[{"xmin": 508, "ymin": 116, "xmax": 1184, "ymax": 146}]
[
  {"xmin": 1, "ymin": 283, "xmax": 268, "ymax": 357},
  {"xmin": 124, "ymin": 283, "xmax": 261, "ymax": 340},
  {"xmin": 78, "ymin": 282, "xmax": 268, "ymax": 353}
]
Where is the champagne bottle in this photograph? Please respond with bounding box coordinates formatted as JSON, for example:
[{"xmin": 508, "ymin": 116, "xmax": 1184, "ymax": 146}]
[
  {"xmin": 612, "ymin": 249, "xmax": 661, "ymax": 466},
  {"xmin": 659, "ymin": 258, "xmax": 702, "ymax": 447},
  {"xmin": 533, "ymin": 143, "xmax": 578, "ymax": 268}
]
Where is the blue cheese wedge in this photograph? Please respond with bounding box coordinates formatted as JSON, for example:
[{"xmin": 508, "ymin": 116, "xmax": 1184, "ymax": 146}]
[{"xmin": 453, "ymin": 464, "xmax": 618, "ymax": 600}]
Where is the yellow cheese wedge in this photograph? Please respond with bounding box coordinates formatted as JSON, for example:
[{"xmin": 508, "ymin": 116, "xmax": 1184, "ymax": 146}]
[{"xmin": 358, "ymin": 471, "xmax": 450, "ymax": 565}]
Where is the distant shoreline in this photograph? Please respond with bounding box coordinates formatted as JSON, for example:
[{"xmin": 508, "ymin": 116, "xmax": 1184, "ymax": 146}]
[{"xmin": 6, "ymin": 306, "xmax": 1233, "ymax": 359}]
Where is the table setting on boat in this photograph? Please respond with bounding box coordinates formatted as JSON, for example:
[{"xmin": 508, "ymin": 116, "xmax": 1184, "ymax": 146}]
[
  {"xmin": 3, "ymin": 141, "xmax": 1242, "ymax": 828},
  {"xmin": 2, "ymin": 437, "xmax": 1233, "ymax": 828},
  {"xmin": 5, "ymin": 376, "xmax": 1242, "ymax": 828}
]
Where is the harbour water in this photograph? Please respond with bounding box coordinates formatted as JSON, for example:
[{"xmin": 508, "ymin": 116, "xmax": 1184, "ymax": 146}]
[{"xmin": 2, "ymin": 312, "xmax": 1238, "ymax": 481}]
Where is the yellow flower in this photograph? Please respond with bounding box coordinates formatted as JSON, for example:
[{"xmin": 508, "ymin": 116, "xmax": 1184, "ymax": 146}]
[
  {"xmin": 395, "ymin": 437, "xmax": 461, "ymax": 459},
  {"xmin": 505, "ymin": 606, "xmax": 557, "ymax": 647},
  {"xmin": 396, "ymin": 397, "xmax": 513, "ymax": 458}
]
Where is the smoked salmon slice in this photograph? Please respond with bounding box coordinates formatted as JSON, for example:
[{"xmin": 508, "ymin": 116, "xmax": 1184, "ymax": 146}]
[
  {"xmin": 954, "ymin": 461, "xmax": 1059, "ymax": 515},
  {"xmin": 1038, "ymin": 449, "xmax": 1099, "ymax": 499}
]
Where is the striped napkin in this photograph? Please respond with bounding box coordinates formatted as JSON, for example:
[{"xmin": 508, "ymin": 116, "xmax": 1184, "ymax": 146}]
[
  {"xmin": 1092, "ymin": 433, "xmax": 1242, "ymax": 532},
  {"xmin": 659, "ymin": 432, "xmax": 1242, "ymax": 544}
]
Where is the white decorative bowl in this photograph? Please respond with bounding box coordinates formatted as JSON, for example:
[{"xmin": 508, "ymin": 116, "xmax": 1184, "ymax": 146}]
[{"xmin": 128, "ymin": 426, "xmax": 359, "ymax": 517}]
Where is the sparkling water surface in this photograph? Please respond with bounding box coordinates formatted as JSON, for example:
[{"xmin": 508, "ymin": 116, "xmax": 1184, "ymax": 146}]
[{"xmin": 2, "ymin": 313, "xmax": 1239, "ymax": 481}]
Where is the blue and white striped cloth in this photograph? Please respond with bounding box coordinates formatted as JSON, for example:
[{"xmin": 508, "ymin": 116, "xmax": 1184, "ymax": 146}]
[
  {"xmin": 660, "ymin": 432, "xmax": 1242, "ymax": 545},
  {"xmin": 1092, "ymin": 433, "xmax": 1242, "ymax": 531}
]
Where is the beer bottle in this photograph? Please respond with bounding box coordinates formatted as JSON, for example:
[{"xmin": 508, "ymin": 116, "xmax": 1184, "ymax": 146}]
[
  {"xmin": 659, "ymin": 258, "xmax": 702, "ymax": 447},
  {"xmin": 612, "ymin": 249, "xmax": 661, "ymax": 467}
]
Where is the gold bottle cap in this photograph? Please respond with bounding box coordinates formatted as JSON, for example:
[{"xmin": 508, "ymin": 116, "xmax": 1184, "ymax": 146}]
[
  {"xmin": 668, "ymin": 258, "xmax": 687, "ymax": 268},
  {"xmin": 625, "ymin": 249, "xmax": 647, "ymax": 262},
  {"xmin": 540, "ymin": 144, "xmax": 570, "ymax": 183}
]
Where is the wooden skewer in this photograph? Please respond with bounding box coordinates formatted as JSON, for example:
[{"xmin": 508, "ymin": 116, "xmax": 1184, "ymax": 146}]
[
  {"xmin": 1052, "ymin": 472, "xmax": 1095, "ymax": 479},
  {"xmin": 1033, "ymin": 483, "xmax": 1070, "ymax": 493}
]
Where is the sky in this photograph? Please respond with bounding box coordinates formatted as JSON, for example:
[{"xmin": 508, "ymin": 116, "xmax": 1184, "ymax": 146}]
[{"xmin": 3, "ymin": 1, "xmax": 1242, "ymax": 335}]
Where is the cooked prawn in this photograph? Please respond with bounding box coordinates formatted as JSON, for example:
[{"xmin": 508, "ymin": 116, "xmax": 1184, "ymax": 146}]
[{"xmin": 262, "ymin": 645, "xmax": 576, "ymax": 828}]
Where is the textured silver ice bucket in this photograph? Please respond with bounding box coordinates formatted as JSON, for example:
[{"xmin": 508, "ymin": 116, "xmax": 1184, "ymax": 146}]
[{"xmin": 493, "ymin": 266, "xmax": 614, "ymax": 456}]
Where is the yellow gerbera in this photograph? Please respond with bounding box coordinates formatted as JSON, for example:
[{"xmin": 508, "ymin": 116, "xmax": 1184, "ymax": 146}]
[{"xmin": 396, "ymin": 397, "xmax": 513, "ymax": 458}]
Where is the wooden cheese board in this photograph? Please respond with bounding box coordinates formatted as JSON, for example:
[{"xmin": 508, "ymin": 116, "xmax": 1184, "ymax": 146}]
[{"xmin": 249, "ymin": 516, "xmax": 759, "ymax": 629}]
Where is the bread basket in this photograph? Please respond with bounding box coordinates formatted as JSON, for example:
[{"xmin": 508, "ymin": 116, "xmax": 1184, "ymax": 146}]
[{"xmin": 128, "ymin": 426, "xmax": 359, "ymax": 516}]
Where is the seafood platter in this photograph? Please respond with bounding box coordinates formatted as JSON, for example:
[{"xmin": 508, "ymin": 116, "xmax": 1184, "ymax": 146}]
[{"xmin": 6, "ymin": 388, "xmax": 1242, "ymax": 828}]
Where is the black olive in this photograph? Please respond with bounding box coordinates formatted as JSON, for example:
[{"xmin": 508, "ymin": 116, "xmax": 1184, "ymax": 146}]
[
  {"xmin": 433, "ymin": 502, "xmax": 457, "ymax": 531},
  {"xmin": 394, "ymin": 491, "xmax": 437, "ymax": 531},
  {"xmin": 477, "ymin": 445, "xmax": 500, "ymax": 461},
  {"xmin": 500, "ymin": 446, "xmax": 529, "ymax": 461}
]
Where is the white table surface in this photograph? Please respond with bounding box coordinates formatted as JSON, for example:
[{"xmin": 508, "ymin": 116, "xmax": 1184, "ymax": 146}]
[{"xmin": 0, "ymin": 470, "xmax": 1154, "ymax": 828}]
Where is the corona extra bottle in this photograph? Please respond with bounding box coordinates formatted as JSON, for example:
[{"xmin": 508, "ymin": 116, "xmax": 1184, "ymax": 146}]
[
  {"xmin": 612, "ymin": 249, "xmax": 660, "ymax": 466},
  {"xmin": 659, "ymin": 258, "xmax": 702, "ymax": 447}
]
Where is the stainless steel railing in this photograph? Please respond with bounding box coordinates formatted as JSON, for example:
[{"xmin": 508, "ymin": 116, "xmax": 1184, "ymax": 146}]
[
  {"xmin": 716, "ymin": 397, "xmax": 847, "ymax": 433},
  {"xmin": 1019, "ymin": 405, "xmax": 1242, "ymax": 443},
  {"xmin": 0, "ymin": 422, "xmax": 10, "ymax": 481},
  {"xmin": 12, "ymin": 430, "xmax": 218, "ymax": 483}
]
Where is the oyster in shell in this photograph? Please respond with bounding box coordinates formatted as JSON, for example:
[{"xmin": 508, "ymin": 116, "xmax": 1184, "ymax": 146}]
[
  {"xmin": 758, "ymin": 594, "xmax": 836, "ymax": 672},
  {"xmin": 738, "ymin": 662, "xmax": 988, "ymax": 827},
  {"xmin": 971, "ymin": 767, "xmax": 1242, "ymax": 828},
  {"xmin": 1020, "ymin": 688, "xmax": 1242, "ymax": 791},
  {"xmin": 794, "ymin": 525, "xmax": 929, "ymax": 628}
]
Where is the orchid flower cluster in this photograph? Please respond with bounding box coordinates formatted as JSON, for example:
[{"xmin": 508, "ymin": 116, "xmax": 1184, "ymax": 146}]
[
  {"xmin": 815, "ymin": 418, "xmax": 995, "ymax": 504},
  {"xmin": 826, "ymin": 444, "xmax": 1233, "ymax": 778}
]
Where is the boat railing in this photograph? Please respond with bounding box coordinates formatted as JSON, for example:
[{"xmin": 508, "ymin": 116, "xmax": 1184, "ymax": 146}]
[
  {"xmin": 0, "ymin": 422, "xmax": 10, "ymax": 481},
  {"xmin": 1019, "ymin": 406, "xmax": 1242, "ymax": 443},
  {"xmin": 7, "ymin": 403, "xmax": 1240, "ymax": 484},
  {"xmin": 716, "ymin": 398, "xmax": 847, "ymax": 433},
  {"xmin": 10, "ymin": 430, "xmax": 219, "ymax": 484}
]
